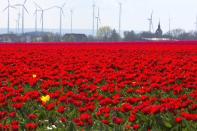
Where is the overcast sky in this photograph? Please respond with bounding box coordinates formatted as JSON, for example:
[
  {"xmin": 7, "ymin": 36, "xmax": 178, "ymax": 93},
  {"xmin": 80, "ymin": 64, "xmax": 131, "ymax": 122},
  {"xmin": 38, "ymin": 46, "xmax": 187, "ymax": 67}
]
[{"xmin": 0, "ymin": 0, "xmax": 197, "ymax": 33}]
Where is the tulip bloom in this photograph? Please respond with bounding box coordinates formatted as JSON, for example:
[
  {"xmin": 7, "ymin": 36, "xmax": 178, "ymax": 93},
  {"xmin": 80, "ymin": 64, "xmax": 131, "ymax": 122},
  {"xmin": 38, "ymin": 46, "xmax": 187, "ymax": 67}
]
[{"xmin": 40, "ymin": 95, "xmax": 50, "ymax": 104}]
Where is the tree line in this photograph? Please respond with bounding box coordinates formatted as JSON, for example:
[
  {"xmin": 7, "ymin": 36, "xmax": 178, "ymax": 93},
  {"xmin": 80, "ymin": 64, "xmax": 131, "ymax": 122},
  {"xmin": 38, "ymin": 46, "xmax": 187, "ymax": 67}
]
[
  {"xmin": 91, "ymin": 26, "xmax": 197, "ymax": 42},
  {"xmin": 2, "ymin": 26, "xmax": 197, "ymax": 42}
]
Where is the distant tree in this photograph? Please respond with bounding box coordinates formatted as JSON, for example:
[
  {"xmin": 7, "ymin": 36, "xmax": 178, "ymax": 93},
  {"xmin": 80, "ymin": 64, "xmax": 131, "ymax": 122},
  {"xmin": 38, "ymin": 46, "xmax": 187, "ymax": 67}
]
[
  {"xmin": 109, "ymin": 29, "xmax": 121, "ymax": 41},
  {"xmin": 171, "ymin": 29, "xmax": 185, "ymax": 39},
  {"xmin": 97, "ymin": 26, "xmax": 112, "ymax": 41},
  {"xmin": 139, "ymin": 31, "xmax": 155, "ymax": 39},
  {"xmin": 87, "ymin": 35, "xmax": 96, "ymax": 41},
  {"xmin": 163, "ymin": 31, "xmax": 173, "ymax": 39},
  {"xmin": 192, "ymin": 31, "xmax": 197, "ymax": 40},
  {"xmin": 178, "ymin": 31, "xmax": 196, "ymax": 40},
  {"xmin": 123, "ymin": 31, "xmax": 139, "ymax": 41}
]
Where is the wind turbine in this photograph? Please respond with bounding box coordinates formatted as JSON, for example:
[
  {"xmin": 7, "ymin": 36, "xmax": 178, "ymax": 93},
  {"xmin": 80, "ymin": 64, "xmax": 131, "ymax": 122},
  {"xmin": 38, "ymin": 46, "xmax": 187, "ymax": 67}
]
[
  {"xmin": 148, "ymin": 11, "xmax": 154, "ymax": 33},
  {"xmin": 96, "ymin": 8, "xmax": 101, "ymax": 34},
  {"xmin": 195, "ymin": 15, "xmax": 197, "ymax": 32},
  {"xmin": 13, "ymin": 0, "xmax": 29, "ymax": 34},
  {"xmin": 118, "ymin": 2, "xmax": 122, "ymax": 35},
  {"xmin": 16, "ymin": 10, "xmax": 21, "ymax": 33},
  {"xmin": 34, "ymin": 2, "xmax": 45, "ymax": 32},
  {"xmin": 35, "ymin": 2, "xmax": 57, "ymax": 33},
  {"xmin": 33, "ymin": 4, "xmax": 39, "ymax": 32},
  {"xmin": 3, "ymin": 0, "xmax": 16, "ymax": 34},
  {"xmin": 92, "ymin": 2, "xmax": 96, "ymax": 36},
  {"xmin": 169, "ymin": 16, "xmax": 171, "ymax": 35},
  {"xmin": 15, "ymin": 19, "xmax": 18, "ymax": 33},
  {"xmin": 70, "ymin": 9, "xmax": 73, "ymax": 33},
  {"xmin": 50, "ymin": 3, "xmax": 66, "ymax": 36}
]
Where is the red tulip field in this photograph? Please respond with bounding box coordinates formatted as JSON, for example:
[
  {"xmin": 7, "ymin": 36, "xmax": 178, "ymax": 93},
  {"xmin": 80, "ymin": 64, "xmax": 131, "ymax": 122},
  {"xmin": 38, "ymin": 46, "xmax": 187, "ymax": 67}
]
[{"xmin": 0, "ymin": 42, "xmax": 196, "ymax": 130}]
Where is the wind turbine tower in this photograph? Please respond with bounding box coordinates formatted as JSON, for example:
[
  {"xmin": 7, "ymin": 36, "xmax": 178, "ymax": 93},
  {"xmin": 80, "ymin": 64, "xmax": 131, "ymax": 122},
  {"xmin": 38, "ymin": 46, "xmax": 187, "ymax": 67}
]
[
  {"xmin": 195, "ymin": 15, "xmax": 197, "ymax": 32},
  {"xmin": 118, "ymin": 2, "xmax": 122, "ymax": 35},
  {"xmin": 16, "ymin": 11, "xmax": 21, "ymax": 33},
  {"xmin": 148, "ymin": 11, "xmax": 154, "ymax": 33},
  {"xmin": 40, "ymin": 10, "xmax": 44, "ymax": 32},
  {"xmin": 92, "ymin": 3, "xmax": 96, "ymax": 36},
  {"xmin": 70, "ymin": 9, "xmax": 73, "ymax": 33},
  {"xmin": 96, "ymin": 8, "xmax": 101, "ymax": 34},
  {"xmin": 169, "ymin": 16, "xmax": 171, "ymax": 35},
  {"xmin": 34, "ymin": 5, "xmax": 38, "ymax": 32}
]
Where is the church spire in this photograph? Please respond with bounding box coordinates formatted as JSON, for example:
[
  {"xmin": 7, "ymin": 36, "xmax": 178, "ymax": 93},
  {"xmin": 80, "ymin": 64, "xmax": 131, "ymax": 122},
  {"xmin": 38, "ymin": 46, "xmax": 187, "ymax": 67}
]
[{"xmin": 155, "ymin": 21, "xmax": 163, "ymax": 37}]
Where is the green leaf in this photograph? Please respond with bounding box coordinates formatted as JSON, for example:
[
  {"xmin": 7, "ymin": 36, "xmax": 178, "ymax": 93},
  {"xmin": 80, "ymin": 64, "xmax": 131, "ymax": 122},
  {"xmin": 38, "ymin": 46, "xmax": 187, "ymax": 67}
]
[{"xmin": 163, "ymin": 121, "xmax": 172, "ymax": 128}]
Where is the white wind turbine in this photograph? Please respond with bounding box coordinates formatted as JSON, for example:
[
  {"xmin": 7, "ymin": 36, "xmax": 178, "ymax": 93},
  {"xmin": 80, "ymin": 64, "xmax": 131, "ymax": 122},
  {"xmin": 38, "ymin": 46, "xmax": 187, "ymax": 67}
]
[
  {"xmin": 34, "ymin": 2, "xmax": 45, "ymax": 32},
  {"xmin": 33, "ymin": 4, "xmax": 39, "ymax": 32},
  {"xmin": 35, "ymin": 3, "xmax": 54, "ymax": 33},
  {"xmin": 16, "ymin": 10, "xmax": 21, "ymax": 33},
  {"xmin": 13, "ymin": 0, "xmax": 29, "ymax": 34},
  {"xmin": 148, "ymin": 11, "xmax": 154, "ymax": 33},
  {"xmin": 116, "ymin": 0, "xmax": 126, "ymax": 35},
  {"xmin": 118, "ymin": 2, "xmax": 122, "ymax": 35},
  {"xmin": 92, "ymin": 1, "xmax": 96, "ymax": 36},
  {"xmin": 3, "ymin": 0, "xmax": 16, "ymax": 34},
  {"xmin": 70, "ymin": 9, "xmax": 73, "ymax": 33},
  {"xmin": 50, "ymin": 3, "xmax": 66, "ymax": 36},
  {"xmin": 95, "ymin": 7, "xmax": 101, "ymax": 34},
  {"xmin": 194, "ymin": 15, "xmax": 197, "ymax": 32}
]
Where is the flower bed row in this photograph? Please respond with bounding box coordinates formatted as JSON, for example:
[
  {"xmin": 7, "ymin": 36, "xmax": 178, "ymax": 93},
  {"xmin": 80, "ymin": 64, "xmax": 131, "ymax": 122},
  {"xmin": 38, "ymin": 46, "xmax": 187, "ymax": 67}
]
[{"xmin": 0, "ymin": 43, "xmax": 196, "ymax": 130}]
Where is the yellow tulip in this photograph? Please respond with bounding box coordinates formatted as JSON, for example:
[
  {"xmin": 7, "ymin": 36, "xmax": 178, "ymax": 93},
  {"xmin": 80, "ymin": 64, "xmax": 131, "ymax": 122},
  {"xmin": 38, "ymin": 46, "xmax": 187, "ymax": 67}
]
[{"xmin": 41, "ymin": 95, "xmax": 50, "ymax": 103}]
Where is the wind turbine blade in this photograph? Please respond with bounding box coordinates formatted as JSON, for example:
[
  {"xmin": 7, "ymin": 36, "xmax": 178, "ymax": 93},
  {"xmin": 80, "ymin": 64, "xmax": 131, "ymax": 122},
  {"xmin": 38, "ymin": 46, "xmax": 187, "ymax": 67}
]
[
  {"xmin": 34, "ymin": 2, "xmax": 42, "ymax": 10},
  {"xmin": 23, "ymin": 0, "xmax": 27, "ymax": 4},
  {"xmin": 45, "ymin": 6, "xmax": 57, "ymax": 10},
  {"xmin": 13, "ymin": 4, "xmax": 22, "ymax": 6},
  {"xmin": 61, "ymin": 8, "xmax": 65, "ymax": 16},
  {"xmin": 10, "ymin": 6, "xmax": 17, "ymax": 9},
  {"xmin": 3, "ymin": 6, "xmax": 9, "ymax": 11},
  {"xmin": 23, "ymin": 6, "xmax": 29, "ymax": 14}
]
